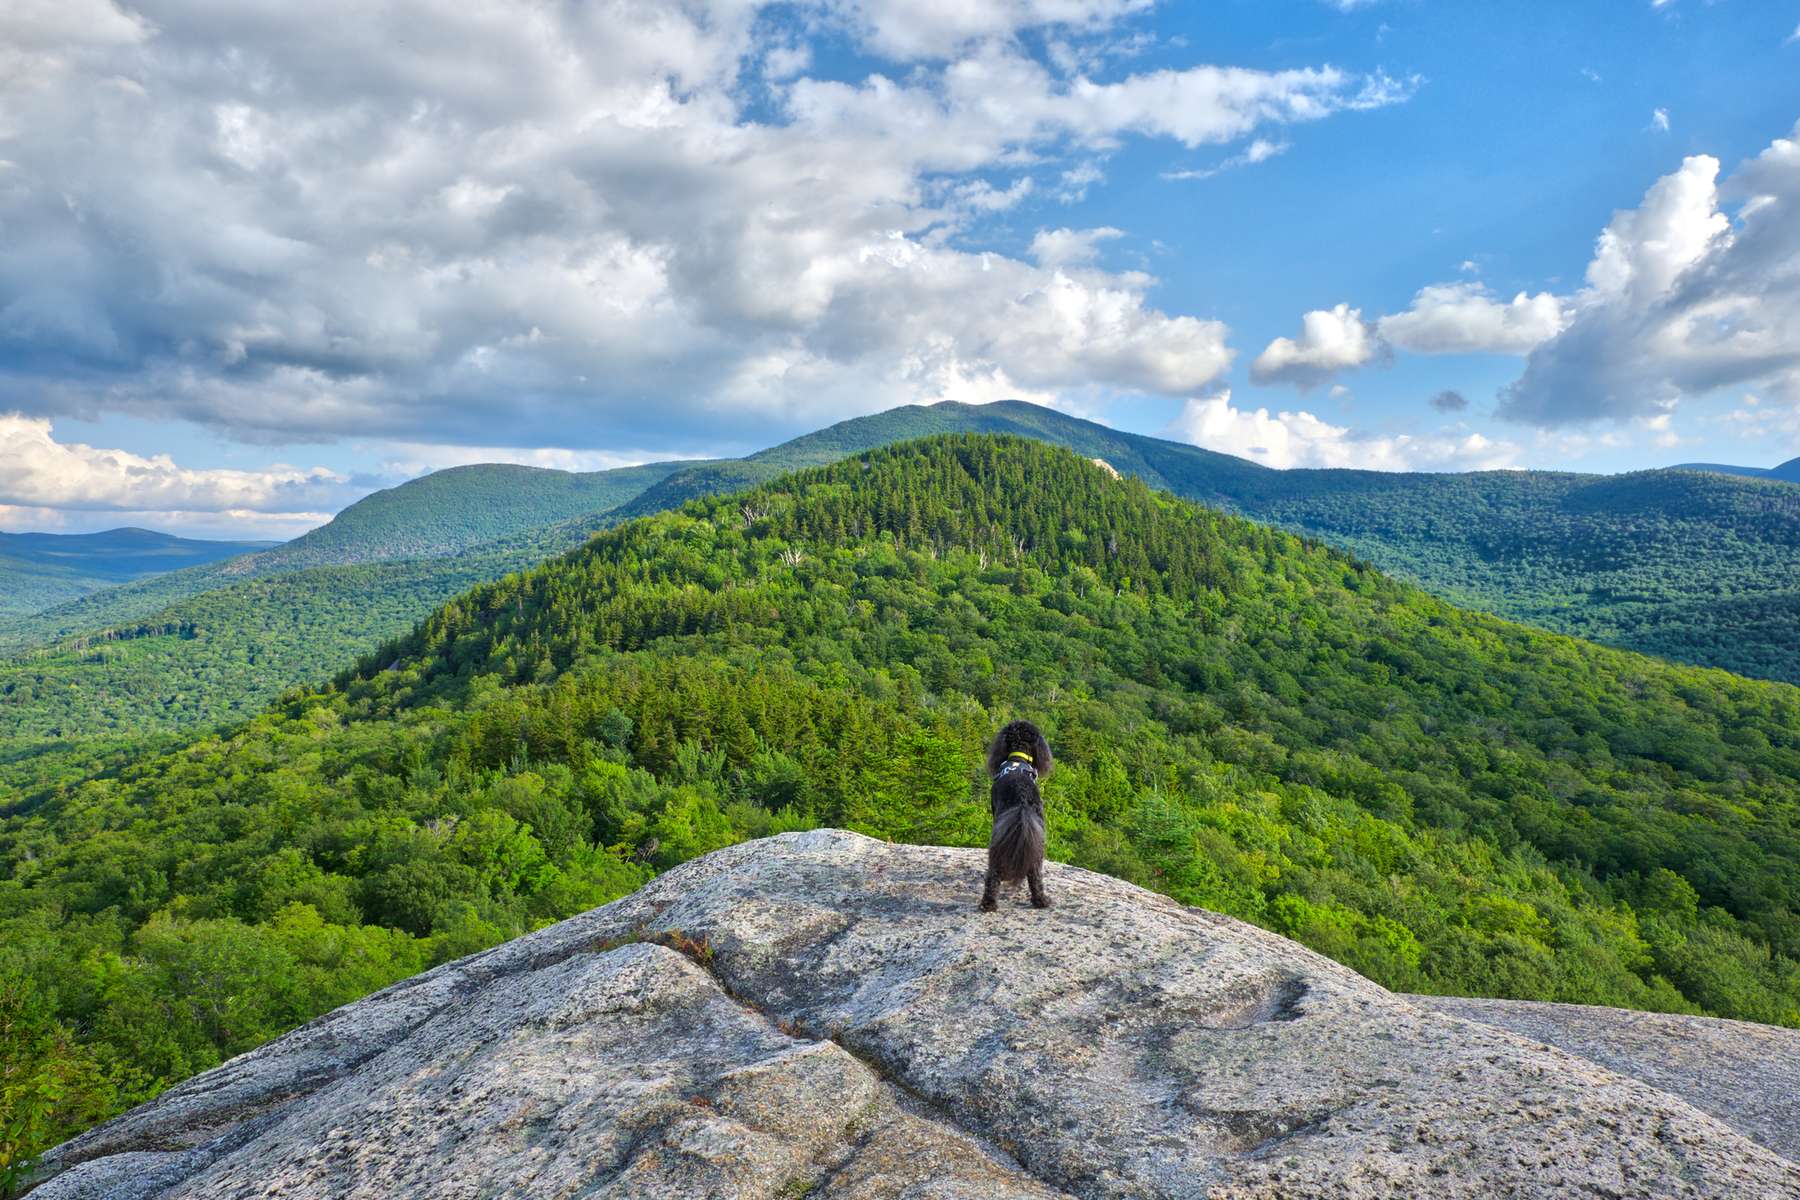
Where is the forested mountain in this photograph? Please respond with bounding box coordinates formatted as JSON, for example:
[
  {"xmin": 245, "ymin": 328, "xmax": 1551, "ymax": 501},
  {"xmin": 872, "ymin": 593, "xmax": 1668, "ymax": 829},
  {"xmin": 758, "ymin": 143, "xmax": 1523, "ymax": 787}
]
[
  {"xmin": 1225, "ymin": 465, "xmax": 1800, "ymax": 684},
  {"xmin": 1675, "ymin": 456, "xmax": 1800, "ymax": 483},
  {"xmin": 258, "ymin": 461, "xmax": 694, "ymax": 568},
  {"xmin": 5, "ymin": 436, "xmax": 1798, "ymax": 1168},
  {"xmin": 4, "ymin": 403, "xmax": 1799, "ymax": 777},
  {"xmin": 623, "ymin": 402, "xmax": 1800, "ymax": 684},
  {"xmin": 0, "ymin": 529, "xmax": 276, "ymax": 618},
  {"xmin": 605, "ymin": 397, "xmax": 1256, "ymax": 520},
  {"xmin": 0, "ymin": 460, "xmax": 693, "ymax": 649}
]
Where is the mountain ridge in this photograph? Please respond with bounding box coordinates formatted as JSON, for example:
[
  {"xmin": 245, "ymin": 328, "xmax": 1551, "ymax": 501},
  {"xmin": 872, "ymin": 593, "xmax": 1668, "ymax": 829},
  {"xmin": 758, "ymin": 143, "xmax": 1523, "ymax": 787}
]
[
  {"xmin": 0, "ymin": 460, "xmax": 696, "ymax": 640},
  {"xmin": 1674, "ymin": 455, "xmax": 1800, "ymax": 483},
  {"xmin": 0, "ymin": 528, "xmax": 277, "ymax": 618},
  {"xmin": 4, "ymin": 403, "xmax": 1800, "ymax": 768},
  {"xmin": 246, "ymin": 460, "xmax": 697, "ymax": 570}
]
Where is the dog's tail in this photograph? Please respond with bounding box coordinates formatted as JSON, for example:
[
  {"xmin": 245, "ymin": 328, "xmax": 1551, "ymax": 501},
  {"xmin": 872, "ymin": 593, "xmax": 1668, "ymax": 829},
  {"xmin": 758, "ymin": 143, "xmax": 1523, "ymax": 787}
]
[{"xmin": 988, "ymin": 803, "xmax": 1045, "ymax": 883}]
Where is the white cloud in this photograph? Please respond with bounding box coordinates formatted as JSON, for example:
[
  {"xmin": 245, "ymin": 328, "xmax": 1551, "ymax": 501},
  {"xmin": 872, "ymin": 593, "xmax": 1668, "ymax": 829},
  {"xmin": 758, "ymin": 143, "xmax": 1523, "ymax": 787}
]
[
  {"xmin": 1500, "ymin": 127, "xmax": 1800, "ymax": 426},
  {"xmin": 1377, "ymin": 283, "xmax": 1569, "ymax": 355},
  {"xmin": 945, "ymin": 175, "xmax": 1036, "ymax": 213},
  {"xmin": 1165, "ymin": 390, "xmax": 1520, "ymax": 470},
  {"xmin": 0, "ymin": 412, "xmax": 353, "ymax": 516},
  {"xmin": 821, "ymin": 0, "xmax": 1156, "ymax": 61},
  {"xmin": 0, "ymin": 1, "xmax": 1412, "ymax": 456},
  {"xmin": 371, "ymin": 442, "xmax": 673, "ymax": 480},
  {"xmin": 1161, "ymin": 136, "xmax": 1289, "ymax": 180},
  {"xmin": 762, "ymin": 42, "xmax": 812, "ymax": 81},
  {"xmin": 1651, "ymin": 107, "xmax": 1671, "ymax": 133},
  {"xmin": 1029, "ymin": 226, "xmax": 1123, "ymax": 266},
  {"xmin": 1056, "ymin": 161, "xmax": 1106, "ymax": 202},
  {"xmin": 1584, "ymin": 154, "xmax": 1730, "ymax": 302},
  {"xmin": 1645, "ymin": 411, "xmax": 1683, "ymax": 448},
  {"xmin": 1715, "ymin": 382, "xmax": 1800, "ymax": 442},
  {"xmin": 0, "ymin": 0, "xmax": 146, "ymax": 52},
  {"xmin": 0, "ymin": 502, "xmax": 331, "ymax": 540},
  {"xmin": 1249, "ymin": 304, "xmax": 1383, "ymax": 388},
  {"xmin": 794, "ymin": 52, "xmax": 1416, "ymax": 154}
]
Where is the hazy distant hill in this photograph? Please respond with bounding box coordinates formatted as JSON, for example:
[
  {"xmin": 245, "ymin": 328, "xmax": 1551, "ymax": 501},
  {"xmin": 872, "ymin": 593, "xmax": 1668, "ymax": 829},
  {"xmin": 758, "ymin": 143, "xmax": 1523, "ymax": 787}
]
[
  {"xmin": 250, "ymin": 461, "xmax": 696, "ymax": 569},
  {"xmin": 0, "ymin": 460, "xmax": 695, "ymax": 645},
  {"xmin": 1675, "ymin": 456, "xmax": 1800, "ymax": 483},
  {"xmin": 0, "ymin": 528, "xmax": 277, "ymax": 617}
]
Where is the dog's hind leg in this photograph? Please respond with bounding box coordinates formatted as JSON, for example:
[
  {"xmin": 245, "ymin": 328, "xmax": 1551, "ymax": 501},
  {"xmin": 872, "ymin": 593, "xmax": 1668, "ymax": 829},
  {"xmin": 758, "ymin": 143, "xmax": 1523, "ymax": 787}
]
[
  {"xmin": 1028, "ymin": 865, "xmax": 1052, "ymax": 909},
  {"xmin": 979, "ymin": 869, "xmax": 1001, "ymax": 912}
]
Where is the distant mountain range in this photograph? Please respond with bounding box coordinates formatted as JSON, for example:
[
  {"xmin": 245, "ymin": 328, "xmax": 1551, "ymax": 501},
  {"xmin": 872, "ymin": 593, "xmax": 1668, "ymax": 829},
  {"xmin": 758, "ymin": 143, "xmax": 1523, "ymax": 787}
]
[
  {"xmin": 1674, "ymin": 457, "xmax": 1800, "ymax": 483},
  {"xmin": 0, "ymin": 460, "xmax": 697, "ymax": 649},
  {"xmin": 249, "ymin": 460, "xmax": 697, "ymax": 568},
  {"xmin": 0, "ymin": 527, "xmax": 277, "ymax": 617},
  {"xmin": 3, "ymin": 401, "xmax": 1799, "ymax": 762}
]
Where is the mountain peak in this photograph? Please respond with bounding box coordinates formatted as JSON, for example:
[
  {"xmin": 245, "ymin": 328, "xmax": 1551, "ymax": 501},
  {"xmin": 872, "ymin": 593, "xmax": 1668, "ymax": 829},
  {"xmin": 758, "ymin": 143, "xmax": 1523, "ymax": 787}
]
[{"xmin": 35, "ymin": 832, "xmax": 1800, "ymax": 1199}]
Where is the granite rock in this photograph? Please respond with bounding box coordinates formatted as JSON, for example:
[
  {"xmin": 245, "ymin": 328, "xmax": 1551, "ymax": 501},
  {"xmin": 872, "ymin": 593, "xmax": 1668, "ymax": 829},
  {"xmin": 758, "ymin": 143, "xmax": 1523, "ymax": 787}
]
[{"xmin": 32, "ymin": 831, "xmax": 1800, "ymax": 1199}]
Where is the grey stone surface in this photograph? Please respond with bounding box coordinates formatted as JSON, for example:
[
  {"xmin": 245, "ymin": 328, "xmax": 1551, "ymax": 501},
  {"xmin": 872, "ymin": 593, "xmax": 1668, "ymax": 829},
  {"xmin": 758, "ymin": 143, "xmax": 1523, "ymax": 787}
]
[
  {"xmin": 1412, "ymin": 994, "xmax": 1800, "ymax": 1165},
  {"xmin": 32, "ymin": 830, "xmax": 1800, "ymax": 1199}
]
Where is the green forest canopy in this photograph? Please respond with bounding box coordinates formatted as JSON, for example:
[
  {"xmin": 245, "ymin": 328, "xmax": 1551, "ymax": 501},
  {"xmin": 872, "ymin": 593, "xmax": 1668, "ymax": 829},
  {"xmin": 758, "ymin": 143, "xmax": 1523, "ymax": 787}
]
[
  {"xmin": 4, "ymin": 435, "xmax": 1798, "ymax": 1173},
  {"xmin": 4, "ymin": 402, "xmax": 1799, "ymax": 802}
]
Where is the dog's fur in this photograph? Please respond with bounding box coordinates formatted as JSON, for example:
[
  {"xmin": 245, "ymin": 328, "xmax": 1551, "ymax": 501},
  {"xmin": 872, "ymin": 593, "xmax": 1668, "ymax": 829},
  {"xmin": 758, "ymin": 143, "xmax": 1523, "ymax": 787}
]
[{"xmin": 979, "ymin": 719, "xmax": 1054, "ymax": 911}]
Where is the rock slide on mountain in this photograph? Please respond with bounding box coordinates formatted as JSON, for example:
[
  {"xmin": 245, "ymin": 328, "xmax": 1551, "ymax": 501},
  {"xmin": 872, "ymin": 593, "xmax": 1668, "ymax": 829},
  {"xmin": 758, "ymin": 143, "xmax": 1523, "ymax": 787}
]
[{"xmin": 31, "ymin": 830, "xmax": 1800, "ymax": 1199}]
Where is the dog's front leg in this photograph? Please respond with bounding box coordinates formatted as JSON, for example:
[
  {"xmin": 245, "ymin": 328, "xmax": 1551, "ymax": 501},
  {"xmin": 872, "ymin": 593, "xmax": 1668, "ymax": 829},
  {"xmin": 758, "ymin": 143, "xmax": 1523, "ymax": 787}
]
[
  {"xmin": 978, "ymin": 869, "xmax": 1001, "ymax": 911},
  {"xmin": 1027, "ymin": 866, "xmax": 1052, "ymax": 909}
]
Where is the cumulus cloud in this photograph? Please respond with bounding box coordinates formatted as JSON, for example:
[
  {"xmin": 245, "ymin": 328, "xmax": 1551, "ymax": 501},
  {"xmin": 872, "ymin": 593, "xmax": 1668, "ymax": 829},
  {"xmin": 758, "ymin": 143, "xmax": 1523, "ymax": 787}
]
[
  {"xmin": 0, "ymin": 412, "xmax": 353, "ymax": 516},
  {"xmin": 1255, "ymin": 282, "xmax": 1565, "ymax": 390},
  {"xmin": 1029, "ymin": 226, "xmax": 1124, "ymax": 266},
  {"xmin": 1651, "ymin": 107, "xmax": 1670, "ymax": 133},
  {"xmin": 0, "ymin": 0, "xmax": 1414, "ymax": 457},
  {"xmin": 1583, "ymin": 154, "xmax": 1731, "ymax": 302},
  {"xmin": 1165, "ymin": 390, "xmax": 1519, "ymax": 471},
  {"xmin": 1377, "ymin": 283, "xmax": 1569, "ymax": 355},
  {"xmin": 1429, "ymin": 389, "xmax": 1468, "ymax": 412},
  {"xmin": 1249, "ymin": 304, "xmax": 1384, "ymax": 388},
  {"xmin": 1500, "ymin": 126, "xmax": 1800, "ymax": 426}
]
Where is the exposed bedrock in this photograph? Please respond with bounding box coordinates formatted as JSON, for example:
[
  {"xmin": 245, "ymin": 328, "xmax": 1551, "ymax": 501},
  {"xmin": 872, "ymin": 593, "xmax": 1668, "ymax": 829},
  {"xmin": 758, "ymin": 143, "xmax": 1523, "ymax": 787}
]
[{"xmin": 33, "ymin": 830, "xmax": 1800, "ymax": 1199}]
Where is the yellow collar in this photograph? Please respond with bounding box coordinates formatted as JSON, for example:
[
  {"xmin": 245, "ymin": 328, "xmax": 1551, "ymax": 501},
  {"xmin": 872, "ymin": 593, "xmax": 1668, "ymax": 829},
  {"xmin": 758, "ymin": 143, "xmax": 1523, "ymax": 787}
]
[{"xmin": 1007, "ymin": 751, "xmax": 1034, "ymax": 763}]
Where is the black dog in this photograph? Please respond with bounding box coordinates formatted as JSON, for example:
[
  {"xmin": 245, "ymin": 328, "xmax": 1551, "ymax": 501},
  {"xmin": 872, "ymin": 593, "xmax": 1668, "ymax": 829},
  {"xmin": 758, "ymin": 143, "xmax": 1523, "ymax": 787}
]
[{"xmin": 979, "ymin": 719, "xmax": 1054, "ymax": 911}]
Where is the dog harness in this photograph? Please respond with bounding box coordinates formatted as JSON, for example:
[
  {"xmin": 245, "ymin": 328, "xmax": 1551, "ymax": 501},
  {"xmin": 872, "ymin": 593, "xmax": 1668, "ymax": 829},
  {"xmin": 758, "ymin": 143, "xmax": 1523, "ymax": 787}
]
[{"xmin": 997, "ymin": 751, "xmax": 1037, "ymax": 781}]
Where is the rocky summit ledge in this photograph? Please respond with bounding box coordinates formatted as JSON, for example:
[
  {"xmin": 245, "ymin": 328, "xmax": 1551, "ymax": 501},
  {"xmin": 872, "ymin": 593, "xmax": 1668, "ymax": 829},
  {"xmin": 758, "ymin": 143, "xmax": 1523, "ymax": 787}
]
[{"xmin": 32, "ymin": 830, "xmax": 1800, "ymax": 1199}]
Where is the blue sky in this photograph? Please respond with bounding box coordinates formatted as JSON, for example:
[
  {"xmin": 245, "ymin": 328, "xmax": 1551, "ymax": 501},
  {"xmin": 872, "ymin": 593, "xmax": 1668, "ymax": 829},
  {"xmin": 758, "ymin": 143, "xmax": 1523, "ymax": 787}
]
[{"xmin": 1, "ymin": 0, "xmax": 1798, "ymax": 538}]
